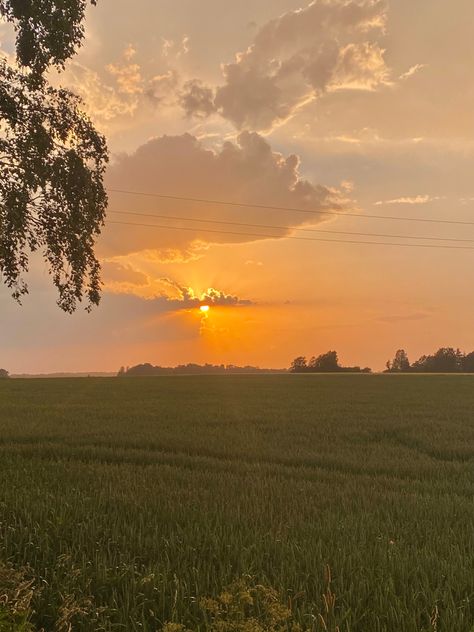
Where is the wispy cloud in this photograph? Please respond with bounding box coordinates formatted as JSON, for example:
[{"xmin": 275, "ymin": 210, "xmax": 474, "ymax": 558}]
[
  {"xmin": 399, "ymin": 63, "xmax": 427, "ymax": 80},
  {"xmin": 106, "ymin": 48, "xmax": 143, "ymax": 95},
  {"xmin": 374, "ymin": 195, "xmax": 441, "ymax": 206}
]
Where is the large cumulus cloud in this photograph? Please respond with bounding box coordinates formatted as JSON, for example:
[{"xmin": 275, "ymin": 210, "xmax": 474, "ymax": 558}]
[
  {"xmin": 180, "ymin": 0, "xmax": 388, "ymax": 131},
  {"xmin": 101, "ymin": 131, "xmax": 345, "ymax": 257}
]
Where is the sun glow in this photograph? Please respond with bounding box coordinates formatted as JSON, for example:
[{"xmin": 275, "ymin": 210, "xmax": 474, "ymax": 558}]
[{"xmin": 200, "ymin": 305, "xmax": 210, "ymax": 313}]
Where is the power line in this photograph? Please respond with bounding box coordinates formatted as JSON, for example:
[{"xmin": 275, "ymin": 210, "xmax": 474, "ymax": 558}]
[
  {"xmin": 107, "ymin": 219, "xmax": 474, "ymax": 251},
  {"xmin": 109, "ymin": 209, "xmax": 474, "ymax": 244},
  {"xmin": 108, "ymin": 188, "xmax": 474, "ymax": 227}
]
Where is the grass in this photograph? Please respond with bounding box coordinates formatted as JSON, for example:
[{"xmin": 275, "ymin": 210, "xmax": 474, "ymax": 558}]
[{"xmin": 0, "ymin": 375, "xmax": 473, "ymax": 631}]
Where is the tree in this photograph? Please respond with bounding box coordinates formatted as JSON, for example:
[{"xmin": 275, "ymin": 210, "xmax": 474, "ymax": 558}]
[
  {"xmin": 308, "ymin": 351, "xmax": 340, "ymax": 372},
  {"xmin": 411, "ymin": 348, "xmax": 462, "ymax": 373},
  {"xmin": 0, "ymin": 368, "xmax": 9, "ymax": 378},
  {"xmin": 462, "ymin": 351, "xmax": 474, "ymax": 373},
  {"xmin": 431, "ymin": 348, "xmax": 462, "ymax": 373},
  {"xmin": 0, "ymin": 0, "xmax": 108, "ymax": 312},
  {"xmin": 411, "ymin": 354, "xmax": 429, "ymax": 372},
  {"xmin": 290, "ymin": 356, "xmax": 307, "ymax": 373},
  {"xmin": 0, "ymin": 1, "xmax": 99, "ymax": 75},
  {"xmin": 387, "ymin": 349, "xmax": 410, "ymax": 372}
]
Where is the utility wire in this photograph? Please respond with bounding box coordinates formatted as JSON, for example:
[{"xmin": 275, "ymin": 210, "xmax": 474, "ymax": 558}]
[
  {"xmin": 107, "ymin": 219, "xmax": 474, "ymax": 251},
  {"xmin": 108, "ymin": 188, "xmax": 474, "ymax": 227},
  {"xmin": 109, "ymin": 209, "xmax": 474, "ymax": 244}
]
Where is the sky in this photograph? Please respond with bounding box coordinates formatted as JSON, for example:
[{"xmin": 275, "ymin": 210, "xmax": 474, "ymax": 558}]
[{"xmin": 2, "ymin": 0, "xmax": 474, "ymax": 373}]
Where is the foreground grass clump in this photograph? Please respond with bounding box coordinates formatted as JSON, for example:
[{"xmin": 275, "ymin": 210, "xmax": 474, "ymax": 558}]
[
  {"xmin": 0, "ymin": 564, "xmax": 35, "ymax": 631},
  {"xmin": 163, "ymin": 576, "xmax": 308, "ymax": 632},
  {"xmin": 0, "ymin": 375, "xmax": 473, "ymax": 631}
]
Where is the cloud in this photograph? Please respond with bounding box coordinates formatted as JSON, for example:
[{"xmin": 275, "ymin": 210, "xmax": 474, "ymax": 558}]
[
  {"xmin": 102, "ymin": 262, "xmax": 253, "ymax": 308},
  {"xmin": 181, "ymin": 0, "xmax": 389, "ymax": 131},
  {"xmin": 105, "ymin": 45, "xmax": 181, "ymax": 105},
  {"xmin": 54, "ymin": 62, "xmax": 139, "ymax": 125},
  {"xmin": 399, "ymin": 63, "xmax": 426, "ymax": 80},
  {"xmin": 162, "ymin": 35, "xmax": 190, "ymax": 59},
  {"xmin": 102, "ymin": 261, "xmax": 149, "ymax": 286},
  {"xmin": 146, "ymin": 70, "xmax": 180, "ymax": 104},
  {"xmin": 54, "ymin": 43, "xmax": 185, "ymax": 128},
  {"xmin": 176, "ymin": 285, "xmax": 253, "ymax": 308},
  {"xmin": 102, "ymin": 131, "xmax": 346, "ymax": 257},
  {"xmin": 106, "ymin": 45, "xmax": 143, "ymax": 95},
  {"xmin": 101, "ymin": 257, "xmax": 253, "ymax": 308},
  {"xmin": 180, "ymin": 80, "xmax": 217, "ymax": 118},
  {"xmin": 123, "ymin": 247, "xmax": 206, "ymax": 265},
  {"xmin": 374, "ymin": 195, "xmax": 441, "ymax": 205}
]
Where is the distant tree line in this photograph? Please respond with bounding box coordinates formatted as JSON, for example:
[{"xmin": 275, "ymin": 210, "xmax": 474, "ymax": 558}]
[
  {"xmin": 118, "ymin": 363, "xmax": 286, "ymax": 376},
  {"xmin": 289, "ymin": 351, "xmax": 371, "ymax": 374},
  {"xmin": 117, "ymin": 347, "xmax": 474, "ymax": 377},
  {"xmin": 0, "ymin": 368, "xmax": 9, "ymax": 379},
  {"xmin": 385, "ymin": 348, "xmax": 474, "ymax": 373}
]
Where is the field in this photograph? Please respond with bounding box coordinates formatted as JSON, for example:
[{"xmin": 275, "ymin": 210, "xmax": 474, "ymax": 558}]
[{"xmin": 0, "ymin": 375, "xmax": 473, "ymax": 631}]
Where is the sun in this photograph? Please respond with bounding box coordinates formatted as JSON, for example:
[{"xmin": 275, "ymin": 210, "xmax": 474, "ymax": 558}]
[{"xmin": 200, "ymin": 305, "xmax": 210, "ymax": 313}]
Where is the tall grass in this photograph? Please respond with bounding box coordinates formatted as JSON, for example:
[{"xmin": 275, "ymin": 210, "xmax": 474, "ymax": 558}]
[{"xmin": 0, "ymin": 375, "xmax": 473, "ymax": 630}]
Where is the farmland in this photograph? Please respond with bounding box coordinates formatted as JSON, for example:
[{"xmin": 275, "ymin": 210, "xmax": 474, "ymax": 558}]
[{"xmin": 0, "ymin": 375, "xmax": 473, "ymax": 631}]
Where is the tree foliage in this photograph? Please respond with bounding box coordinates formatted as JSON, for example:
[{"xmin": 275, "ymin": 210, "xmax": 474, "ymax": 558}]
[
  {"xmin": 385, "ymin": 347, "xmax": 474, "ymax": 373},
  {"xmin": 289, "ymin": 356, "xmax": 307, "ymax": 373},
  {"xmin": 0, "ymin": 0, "xmax": 97, "ymax": 75},
  {"xmin": 290, "ymin": 351, "xmax": 370, "ymax": 373},
  {"xmin": 308, "ymin": 350, "xmax": 339, "ymax": 372},
  {"xmin": 0, "ymin": 0, "xmax": 108, "ymax": 312},
  {"xmin": 386, "ymin": 349, "xmax": 410, "ymax": 373}
]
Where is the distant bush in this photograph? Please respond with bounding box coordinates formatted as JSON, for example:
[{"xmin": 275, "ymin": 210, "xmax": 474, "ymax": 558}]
[{"xmin": 0, "ymin": 368, "xmax": 9, "ymax": 379}]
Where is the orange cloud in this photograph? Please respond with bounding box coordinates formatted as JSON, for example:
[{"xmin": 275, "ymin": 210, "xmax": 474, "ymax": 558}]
[
  {"xmin": 102, "ymin": 131, "xmax": 346, "ymax": 258},
  {"xmin": 180, "ymin": 0, "xmax": 389, "ymax": 130},
  {"xmin": 101, "ymin": 260, "xmax": 254, "ymax": 310}
]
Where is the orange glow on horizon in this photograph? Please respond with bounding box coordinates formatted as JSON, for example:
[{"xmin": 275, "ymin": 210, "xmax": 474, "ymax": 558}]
[{"xmin": 200, "ymin": 305, "xmax": 210, "ymax": 313}]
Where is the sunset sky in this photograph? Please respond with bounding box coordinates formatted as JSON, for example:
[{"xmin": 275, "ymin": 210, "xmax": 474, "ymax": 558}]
[{"xmin": 2, "ymin": 0, "xmax": 474, "ymax": 374}]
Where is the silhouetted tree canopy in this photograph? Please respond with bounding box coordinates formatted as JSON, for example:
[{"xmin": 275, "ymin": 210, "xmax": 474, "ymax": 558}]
[
  {"xmin": 0, "ymin": 368, "xmax": 9, "ymax": 378},
  {"xmin": 290, "ymin": 356, "xmax": 307, "ymax": 373},
  {"xmin": 0, "ymin": 0, "xmax": 108, "ymax": 312},
  {"xmin": 308, "ymin": 350, "xmax": 339, "ymax": 372},
  {"xmin": 386, "ymin": 349, "xmax": 410, "ymax": 372},
  {"xmin": 290, "ymin": 351, "xmax": 370, "ymax": 373},
  {"xmin": 121, "ymin": 363, "xmax": 286, "ymax": 376},
  {"xmin": 462, "ymin": 352, "xmax": 474, "ymax": 373},
  {"xmin": 386, "ymin": 347, "xmax": 474, "ymax": 373},
  {"xmin": 411, "ymin": 348, "xmax": 462, "ymax": 373},
  {"xmin": 0, "ymin": 0, "xmax": 97, "ymax": 75}
]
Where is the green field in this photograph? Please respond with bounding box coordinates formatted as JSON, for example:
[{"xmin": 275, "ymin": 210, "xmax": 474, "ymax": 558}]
[{"xmin": 0, "ymin": 375, "xmax": 473, "ymax": 631}]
